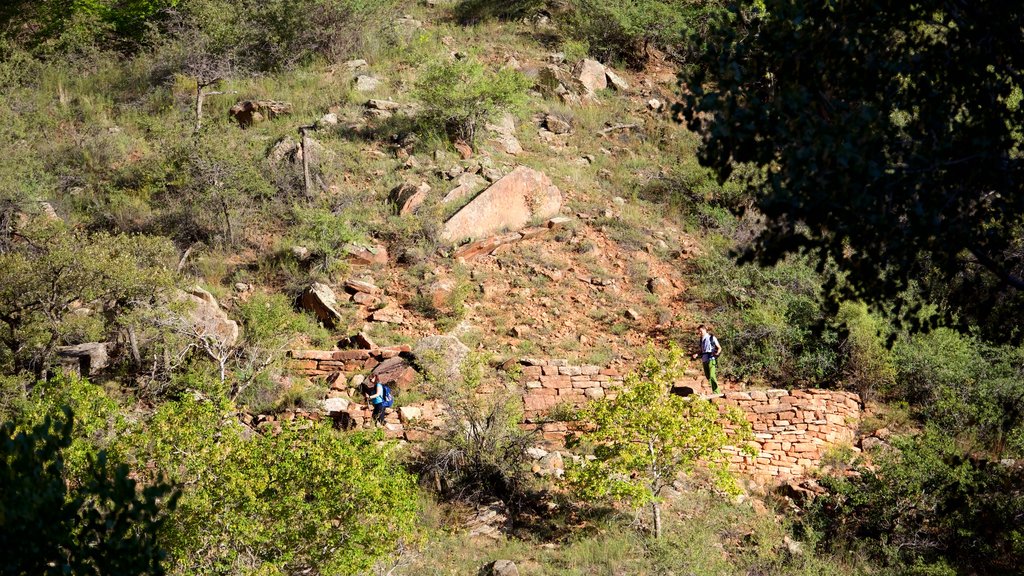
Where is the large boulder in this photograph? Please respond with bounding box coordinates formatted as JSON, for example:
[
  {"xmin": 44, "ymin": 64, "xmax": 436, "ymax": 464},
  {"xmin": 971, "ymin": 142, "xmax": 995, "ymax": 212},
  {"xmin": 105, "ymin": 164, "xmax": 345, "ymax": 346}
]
[
  {"xmin": 442, "ymin": 172, "xmax": 486, "ymax": 204},
  {"xmin": 412, "ymin": 335, "xmax": 470, "ymax": 385},
  {"xmin": 178, "ymin": 287, "xmax": 239, "ymax": 347},
  {"xmin": 300, "ymin": 283, "xmax": 345, "ymax": 328},
  {"xmin": 56, "ymin": 342, "xmax": 110, "ymax": 377},
  {"xmin": 372, "ymin": 356, "xmax": 417, "ymax": 389},
  {"xmin": 441, "ymin": 166, "xmax": 562, "ymax": 243},
  {"xmin": 575, "ymin": 59, "xmax": 607, "ymax": 94}
]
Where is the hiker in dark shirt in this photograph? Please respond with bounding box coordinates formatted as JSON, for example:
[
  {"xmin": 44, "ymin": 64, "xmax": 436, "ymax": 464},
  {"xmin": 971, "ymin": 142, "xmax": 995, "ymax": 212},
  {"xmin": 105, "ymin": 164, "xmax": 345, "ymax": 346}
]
[
  {"xmin": 690, "ymin": 324, "xmax": 722, "ymax": 393},
  {"xmin": 363, "ymin": 375, "xmax": 388, "ymax": 426}
]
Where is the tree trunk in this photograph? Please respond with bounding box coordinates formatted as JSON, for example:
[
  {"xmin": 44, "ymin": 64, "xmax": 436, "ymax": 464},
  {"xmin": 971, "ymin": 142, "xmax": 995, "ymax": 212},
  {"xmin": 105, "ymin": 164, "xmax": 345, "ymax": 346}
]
[{"xmin": 652, "ymin": 500, "xmax": 662, "ymax": 539}]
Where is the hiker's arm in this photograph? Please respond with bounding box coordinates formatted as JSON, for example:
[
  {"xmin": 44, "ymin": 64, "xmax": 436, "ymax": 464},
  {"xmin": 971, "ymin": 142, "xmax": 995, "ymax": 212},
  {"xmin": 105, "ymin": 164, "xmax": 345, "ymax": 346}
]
[
  {"xmin": 368, "ymin": 384, "xmax": 382, "ymax": 401},
  {"xmin": 714, "ymin": 339, "xmax": 722, "ymax": 357}
]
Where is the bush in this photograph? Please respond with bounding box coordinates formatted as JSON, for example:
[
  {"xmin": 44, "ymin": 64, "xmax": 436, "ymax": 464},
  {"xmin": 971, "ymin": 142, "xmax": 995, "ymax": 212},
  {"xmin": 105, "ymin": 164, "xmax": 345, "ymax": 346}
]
[
  {"xmin": 132, "ymin": 396, "xmax": 419, "ymax": 575},
  {"xmin": 0, "ymin": 408, "xmax": 176, "ymax": 576},
  {"xmin": 413, "ymin": 57, "xmax": 530, "ymax": 146},
  {"xmin": 414, "ymin": 355, "xmax": 535, "ymax": 504},
  {"xmin": 806, "ymin": 428, "xmax": 1024, "ymax": 574}
]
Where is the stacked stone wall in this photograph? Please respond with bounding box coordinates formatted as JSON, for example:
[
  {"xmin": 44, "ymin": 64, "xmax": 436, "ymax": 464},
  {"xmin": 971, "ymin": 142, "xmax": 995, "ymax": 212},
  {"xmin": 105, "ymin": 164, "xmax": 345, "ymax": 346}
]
[
  {"xmin": 715, "ymin": 389, "xmax": 861, "ymax": 480},
  {"xmin": 286, "ymin": 351, "xmax": 862, "ymax": 481}
]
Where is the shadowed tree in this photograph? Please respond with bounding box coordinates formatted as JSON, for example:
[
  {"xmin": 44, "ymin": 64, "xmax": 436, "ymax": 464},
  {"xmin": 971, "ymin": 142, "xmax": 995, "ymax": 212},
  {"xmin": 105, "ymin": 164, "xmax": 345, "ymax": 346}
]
[{"xmin": 682, "ymin": 1, "xmax": 1024, "ymax": 341}]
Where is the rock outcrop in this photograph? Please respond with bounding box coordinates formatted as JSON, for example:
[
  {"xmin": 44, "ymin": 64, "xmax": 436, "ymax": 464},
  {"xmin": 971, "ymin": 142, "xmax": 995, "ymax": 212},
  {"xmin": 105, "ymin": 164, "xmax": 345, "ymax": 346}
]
[
  {"xmin": 229, "ymin": 100, "xmax": 292, "ymax": 128},
  {"xmin": 412, "ymin": 335, "xmax": 470, "ymax": 385},
  {"xmin": 178, "ymin": 287, "xmax": 239, "ymax": 347},
  {"xmin": 441, "ymin": 166, "xmax": 562, "ymax": 243},
  {"xmin": 300, "ymin": 283, "xmax": 345, "ymax": 328}
]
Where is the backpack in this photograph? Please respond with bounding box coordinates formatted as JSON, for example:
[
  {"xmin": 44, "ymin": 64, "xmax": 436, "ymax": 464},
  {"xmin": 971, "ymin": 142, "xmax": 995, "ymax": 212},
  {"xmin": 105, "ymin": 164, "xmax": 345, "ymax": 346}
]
[{"xmin": 381, "ymin": 384, "xmax": 394, "ymax": 408}]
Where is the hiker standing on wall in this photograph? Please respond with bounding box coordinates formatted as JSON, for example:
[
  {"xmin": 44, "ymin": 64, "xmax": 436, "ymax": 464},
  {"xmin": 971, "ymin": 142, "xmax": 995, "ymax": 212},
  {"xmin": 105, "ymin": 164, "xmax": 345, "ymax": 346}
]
[
  {"xmin": 691, "ymin": 324, "xmax": 722, "ymax": 394},
  {"xmin": 364, "ymin": 375, "xmax": 389, "ymax": 426}
]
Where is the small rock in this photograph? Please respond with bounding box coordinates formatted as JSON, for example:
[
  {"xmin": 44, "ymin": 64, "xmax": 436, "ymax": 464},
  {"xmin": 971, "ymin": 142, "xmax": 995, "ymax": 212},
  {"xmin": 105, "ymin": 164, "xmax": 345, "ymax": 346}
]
[
  {"xmin": 300, "ymin": 283, "xmax": 345, "ymax": 328},
  {"xmin": 234, "ymin": 282, "xmax": 250, "ymax": 292},
  {"xmin": 344, "ymin": 58, "xmax": 368, "ymax": 71},
  {"xmin": 398, "ymin": 406, "xmax": 422, "ymax": 422},
  {"xmin": 624, "ymin": 308, "xmax": 640, "ymax": 320},
  {"xmin": 544, "ymin": 114, "xmax": 571, "ymax": 135},
  {"xmin": 354, "ymin": 75, "xmax": 380, "ymax": 92},
  {"xmin": 370, "ymin": 305, "xmax": 405, "ymax": 324},
  {"xmin": 323, "ymin": 397, "xmax": 350, "ymax": 414},
  {"xmin": 605, "ymin": 68, "xmax": 630, "ymax": 91},
  {"xmin": 575, "ymin": 58, "xmax": 608, "ymax": 94},
  {"xmin": 488, "ymin": 560, "xmax": 519, "ymax": 576},
  {"xmin": 454, "ymin": 140, "xmax": 473, "ymax": 159},
  {"xmin": 509, "ymin": 325, "xmax": 530, "ymax": 338},
  {"xmin": 647, "ymin": 98, "xmax": 664, "ymax": 111},
  {"xmin": 345, "ymin": 278, "xmax": 379, "ymax": 295},
  {"xmin": 319, "ymin": 112, "xmax": 339, "ymax": 126},
  {"xmin": 366, "ymin": 98, "xmax": 401, "ymax": 111},
  {"xmin": 648, "ymin": 277, "xmax": 671, "ymax": 295}
]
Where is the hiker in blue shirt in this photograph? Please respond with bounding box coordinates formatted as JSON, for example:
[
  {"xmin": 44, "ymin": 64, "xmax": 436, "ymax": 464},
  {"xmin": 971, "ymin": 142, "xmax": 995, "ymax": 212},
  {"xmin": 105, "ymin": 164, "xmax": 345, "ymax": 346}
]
[
  {"xmin": 690, "ymin": 324, "xmax": 722, "ymax": 393},
  {"xmin": 363, "ymin": 375, "xmax": 390, "ymax": 426}
]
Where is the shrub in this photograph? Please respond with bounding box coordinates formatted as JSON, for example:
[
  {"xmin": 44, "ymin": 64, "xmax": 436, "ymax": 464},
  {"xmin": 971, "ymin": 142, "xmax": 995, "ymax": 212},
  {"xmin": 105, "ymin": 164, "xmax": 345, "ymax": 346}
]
[
  {"xmin": 133, "ymin": 396, "xmax": 419, "ymax": 575},
  {"xmin": 806, "ymin": 427, "xmax": 1024, "ymax": 574},
  {"xmin": 0, "ymin": 407, "xmax": 177, "ymax": 576},
  {"xmin": 413, "ymin": 57, "xmax": 530, "ymax": 146},
  {"xmin": 414, "ymin": 355, "xmax": 535, "ymax": 504}
]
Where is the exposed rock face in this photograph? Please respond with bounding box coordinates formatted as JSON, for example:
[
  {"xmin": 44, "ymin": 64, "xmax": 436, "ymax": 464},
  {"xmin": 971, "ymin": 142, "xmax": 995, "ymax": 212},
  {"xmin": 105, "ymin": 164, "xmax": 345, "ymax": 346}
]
[
  {"xmin": 441, "ymin": 166, "xmax": 562, "ymax": 243},
  {"xmin": 442, "ymin": 172, "xmax": 486, "ymax": 204},
  {"xmin": 300, "ymin": 283, "xmax": 345, "ymax": 328},
  {"xmin": 56, "ymin": 342, "xmax": 110, "ymax": 376},
  {"xmin": 412, "ymin": 335, "xmax": 469, "ymax": 385},
  {"xmin": 575, "ymin": 58, "xmax": 608, "ymax": 94},
  {"xmin": 229, "ymin": 100, "xmax": 292, "ymax": 128},
  {"xmin": 344, "ymin": 242, "xmax": 388, "ymax": 266},
  {"xmin": 486, "ymin": 114, "xmax": 523, "ymax": 155},
  {"xmin": 389, "ymin": 182, "xmax": 431, "ymax": 215},
  {"xmin": 180, "ymin": 287, "xmax": 239, "ymax": 346}
]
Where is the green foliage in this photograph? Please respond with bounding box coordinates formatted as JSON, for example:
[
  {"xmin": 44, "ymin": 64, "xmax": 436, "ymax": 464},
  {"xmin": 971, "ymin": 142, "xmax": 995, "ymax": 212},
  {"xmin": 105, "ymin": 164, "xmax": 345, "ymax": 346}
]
[
  {"xmin": 0, "ymin": 221, "xmax": 176, "ymax": 375},
  {"xmin": 0, "ymin": 408, "xmax": 176, "ymax": 576},
  {"xmin": 289, "ymin": 206, "xmax": 365, "ymax": 277},
  {"xmin": 893, "ymin": 329, "xmax": 1024, "ymax": 457},
  {"xmin": 807, "ymin": 428, "xmax": 1024, "ymax": 574},
  {"xmin": 134, "ymin": 396, "xmax": 418, "ymax": 575},
  {"xmin": 567, "ymin": 344, "xmax": 753, "ymax": 537},
  {"xmin": 835, "ymin": 301, "xmax": 896, "ymax": 398},
  {"xmin": 413, "ymin": 57, "xmax": 530, "ymax": 145},
  {"xmin": 453, "ymin": 0, "xmax": 549, "ymax": 23},
  {"xmin": 415, "ymin": 354, "xmax": 535, "ymax": 503},
  {"xmin": 684, "ymin": 0, "xmax": 1024, "ymax": 342},
  {"xmin": 688, "ymin": 247, "xmax": 839, "ymax": 387}
]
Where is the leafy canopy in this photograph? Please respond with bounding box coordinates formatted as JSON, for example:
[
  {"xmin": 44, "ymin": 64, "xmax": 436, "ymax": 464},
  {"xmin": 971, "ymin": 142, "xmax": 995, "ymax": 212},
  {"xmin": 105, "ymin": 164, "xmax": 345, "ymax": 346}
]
[
  {"xmin": 568, "ymin": 345, "xmax": 752, "ymax": 537},
  {"xmin": 683, "ymin": 1, "xmax": 1024, "ymax": 340},
  {"xmin": 0, "ymin": 408, "xmax": 177, "ymax": 576}
]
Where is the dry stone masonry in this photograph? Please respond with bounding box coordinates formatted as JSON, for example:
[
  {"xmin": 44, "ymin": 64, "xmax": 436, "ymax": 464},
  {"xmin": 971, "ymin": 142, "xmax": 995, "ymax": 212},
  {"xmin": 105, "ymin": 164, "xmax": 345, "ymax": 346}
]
[
  {"xmin": 287, "ymin": 349, "xmax": 862, "ymax": 482},
  {"xmin": 715, "ymin": 389, "xmax": 861, "ymax": 480}
]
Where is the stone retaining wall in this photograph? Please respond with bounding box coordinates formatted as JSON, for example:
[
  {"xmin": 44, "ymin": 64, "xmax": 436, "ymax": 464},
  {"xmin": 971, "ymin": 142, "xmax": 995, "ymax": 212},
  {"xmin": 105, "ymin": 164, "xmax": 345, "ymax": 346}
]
[
  {"xmin": 715, "ymin": 389, "xmax": 861, "ymax": 480},
  {"xmin": 286, "ymin": 351, "xmax": 862, "ymax": 482},
  {"xmin": 517, "ymin": 357, "xmax": 625, "ymax": 419}
]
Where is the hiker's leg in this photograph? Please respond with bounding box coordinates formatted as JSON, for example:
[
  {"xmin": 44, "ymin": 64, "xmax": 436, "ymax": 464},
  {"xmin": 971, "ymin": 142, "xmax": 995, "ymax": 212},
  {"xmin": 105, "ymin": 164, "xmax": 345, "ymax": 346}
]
[
  {"xmin": 702, "ymin": 360, "xmax": 712, "ymax": 387},
  {"xmin": 708, "ymin": 359, "xmax": 719, "ymax": 393},
  {"xmin": 372, "ymin": 404, "xmax": 384, "ymax": 425}
]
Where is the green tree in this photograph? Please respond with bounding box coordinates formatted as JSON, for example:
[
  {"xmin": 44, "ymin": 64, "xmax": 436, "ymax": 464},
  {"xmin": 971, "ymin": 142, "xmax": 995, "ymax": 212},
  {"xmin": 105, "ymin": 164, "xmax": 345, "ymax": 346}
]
[
  {"xmin": 0, "ymin": 221, "xmax": 176, "ymax": 376},
  {"xmin": 567, "ymin": 345, "xmax": 753, "ymax": 538},
  {"xmin": 133, "ymin": 396, "xmax": 418, "ymax": 575},
  {"xmin": 683, "ymin": 1, "xmax": 1024, "ymax": 341},
  {"xmin": 808, "ymin": 427, "xmax": 1024, "ymax": 574},
  {"xmin": 0, "ymin": 408, "xmax": 177, "ymax": 576},
  {"xmin": 413, "ymin": 57, "xmax": 530, "ymax": 146}
]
